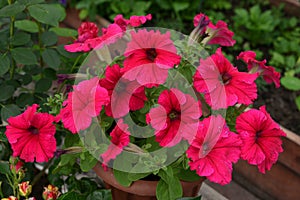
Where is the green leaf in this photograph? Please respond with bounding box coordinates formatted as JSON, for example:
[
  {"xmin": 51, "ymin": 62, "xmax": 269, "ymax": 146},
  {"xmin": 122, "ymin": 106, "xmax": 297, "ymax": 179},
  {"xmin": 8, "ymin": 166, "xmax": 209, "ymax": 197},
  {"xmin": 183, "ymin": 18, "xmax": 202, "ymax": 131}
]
[
  {"xmin": 79, "ymin": 151, "xmax": 98, "ymax": 172},
  {"xmin": 86, "ymin": 190, "xmax": 112, "ymax": 200},
  {"xmin": 41, "ymin": 31, "xmax": 58, "ymax": 46},
  {"xmin": 18, "ymin": 0, "xmax": 45, "ymax": 6},
  {"xmin": 113, "ymin": 169, "xmax": 132, "ymax": 187},
  {"xmin": 281, "ymin": 76, "xmax": 300, "ymax": 91},
  {"xmin": 15, "ymin": 20, "xmax": 39, "ymax": 33},
  {"xmin": 0, "ymin": 161, "xmax": 10, "ymax": 175},
  {"xmin": 16, "ymin": 93, "xmax": 34, "ymax": 107},
  {"xmin": 49, "ymin": 27, "xmax": 78, "ymax": 37},
  {"xmin": 28, "ymin": 4, "xmax": 66, "ymax": 27},
  {"xmin": 11, "ymin": 48, "xmax": 37, "ymax": 65},
  {"xmin": 0, "ymin": 3, "xmax": 25, "ymax": 17},
  {"xmin": 295, "ymin": 96, "xmax": 300, "ymax": 111},
  {"xmin": 177, "ymin": 168, "xmax": 202, "ymax": 182},
  {"xmin": 172, "ymin": 2, "xmax": 189, "ymax": 12},
  {"xmin": 42, "ymin": 48, "xmax": 61, "ymax": 70},
  {"xmin": 11, "ymin": 32, "xmax": 31, "ymax": 46},
  {"xmin": 35, "ymin": 78, "xmax": 52, "ymax": 92},
  {"xmin": 0, "ymin": 53, "xmax": 10, "ymax": 76},
  {"xmin": 1, "ymin": 104, "xmax": 20, "ymax": 122},
  {"xmin": 43, "ymin": 68, "xmax": 57, "ymax": 80},
  {"xmin": 57, "ymin": 190, "xmax": 85, "ymax": 200},
  {"xmin": 156, "ymin": 167, "xmax": 182, "ymax": 200},
  {"xmin": 0, "ymin": 85, "xmax": 14, "ymax": 101}
]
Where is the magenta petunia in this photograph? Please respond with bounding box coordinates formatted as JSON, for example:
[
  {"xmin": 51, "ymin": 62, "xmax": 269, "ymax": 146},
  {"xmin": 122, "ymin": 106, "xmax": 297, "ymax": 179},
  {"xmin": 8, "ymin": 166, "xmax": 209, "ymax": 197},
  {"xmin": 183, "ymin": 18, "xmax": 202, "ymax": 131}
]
[
  {"xmin": 193, "ymin": 13, "xmax": 235, "ymax": 46},
  {"xmin": 237, "ymin": 50, "xmax": 281, "ymax": 88},
  {"xmin": 114, "ymin": 14, "xmax": 152, "ymax": 30},
  {"xmin": 5, "ymin": 104, "xmax": 56, "ymax": 162},
  {"xmin": 99, "ymin": 64, "xmax": 147, "ymax": 118},
  {"xmin": 193, "ymin": 48, "xmax": 258, "ymax": 109},
  {"xmin": 58, "ymin": 77, "xmax": 109, "ymax": 133},
  {"xmin": 122, "ymin": 29, "xmax": 181, "ymax": 86},
  {"xmin": 100, "ymin": 119, "xmax": 130, "ymax": 169},
  {"xmin": 146, "ymin": 88, "xmax": 202, "ymax": 147},
  {"xmin": 187, "ymin": 115, "xmax": 242, "ymax": 185},
  {"xmin": 236, "ymin": 106, "xmax": 286, "ymax": 173}
]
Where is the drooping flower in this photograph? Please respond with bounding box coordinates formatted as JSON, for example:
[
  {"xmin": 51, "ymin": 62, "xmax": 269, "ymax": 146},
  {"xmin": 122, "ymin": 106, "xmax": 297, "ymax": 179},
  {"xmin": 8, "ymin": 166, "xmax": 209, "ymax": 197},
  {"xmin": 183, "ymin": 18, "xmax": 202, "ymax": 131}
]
[
  {"xmin": 100, "ymin": 119, "xmax": 130, "ymax": 169},
  {"xmin": 58, "ymin": 77, "xmax": 109, "ymax": 133},
  {"xmin": 18, "ymin": 181, "xmax": 32, "ymax": 197},
  {"xmin": 99, "ymin": 64, "xmax": 147, "ymax": 118},
  {"xmin": 237, "ymin": 50, "xmax": 281, "ymax": 88},
  {"xmin": 193, "ymin": 48, "xmax": 258, "ymax": 109},
  {"xmin": 5, "ymin": 104, "xmax": 56, "ymax": 162},
  {"xmin": 146, "ymin": 88, "xmax": 201, "ymax": 147},
  {"xmin": 236, "ymin": 106, "xmax": 286, "ymax": 173},
  {"xmin": 187, "ymin": 115, "xmax": 242, "ymax": 185},
  {"xmin": 122, "ymin": 29, "xmax": 181, "ymax": 86},
  {"xmin": 114, "ymin": 14, "xmax": 152, "ymax": 31},
  {"xmin": 42, "ymin": 185, "xmax": 60, "ymax": 200},
  {"xmin": 193, "ymin": 13, "xmax": 235, "ymax": 46}
]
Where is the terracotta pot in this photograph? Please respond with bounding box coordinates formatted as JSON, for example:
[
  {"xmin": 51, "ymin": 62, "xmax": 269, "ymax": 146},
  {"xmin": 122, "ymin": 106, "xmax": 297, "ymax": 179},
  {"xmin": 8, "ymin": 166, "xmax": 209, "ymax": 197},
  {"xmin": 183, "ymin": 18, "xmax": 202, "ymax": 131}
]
[{"xmin": 93, "ymin": 162, "xmax": 204, "ymax": 200}]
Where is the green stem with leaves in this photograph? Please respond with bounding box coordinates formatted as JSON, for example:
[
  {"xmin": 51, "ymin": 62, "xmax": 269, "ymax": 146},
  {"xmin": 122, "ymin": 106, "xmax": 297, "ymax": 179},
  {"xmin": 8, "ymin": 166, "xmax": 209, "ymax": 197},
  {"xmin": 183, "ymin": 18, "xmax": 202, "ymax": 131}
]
[{"xmin": 8, "ymin": 0, "xmax": 16, "ymax": 79}]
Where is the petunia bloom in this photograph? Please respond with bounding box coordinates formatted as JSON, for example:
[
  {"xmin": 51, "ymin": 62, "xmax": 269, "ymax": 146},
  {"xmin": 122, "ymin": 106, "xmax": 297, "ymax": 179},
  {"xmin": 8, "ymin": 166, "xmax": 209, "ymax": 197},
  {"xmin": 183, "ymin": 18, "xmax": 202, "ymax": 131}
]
[
  {"xmin": 114, "ymin": 14, "xmax": 152, "ymax": 31},
  {"xmin": 193, "ymin": 48, "xmax": 258, "ymax": 109},
  {"xmin": 237, "ymin": 50, "xmax": 281, "ymax": 88},
  {"xmin": 146, "ymin": 88, "xmax": 202, "ymax": 147},
  {"xmin": 5, "ymin": 104, "xmax": 56, "ymax": 162},
  {"xmin": 99, "ymin": 64, "xmax": 147, "ymax": 118},
  {"xmin": 58, "ymin": 77, "xmax": 109, "ymax": 133},
  {"xmin": 193, "ymin": 13, "xmax": 235, "ymax": 46},
  {"xmin": 187, "ymin": 115, "xmax": 242, "ymax": 185},
  {"xmin": 100, "ymin": 119, "xmax": 130, "ymax": 169},
  {"xmin": 122, "ymin": 29, "xmax": 181, "ymax": 86},
  {"xmin": 236, "ymin": 106, "xmax": 286, "ymax": 173}
]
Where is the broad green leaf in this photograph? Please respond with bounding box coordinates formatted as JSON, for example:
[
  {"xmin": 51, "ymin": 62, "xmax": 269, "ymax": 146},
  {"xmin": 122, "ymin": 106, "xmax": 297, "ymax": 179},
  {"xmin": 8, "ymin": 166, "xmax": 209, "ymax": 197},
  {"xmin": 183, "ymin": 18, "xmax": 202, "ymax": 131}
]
[
  {"xmin": 86, "ymin": 190, "xmax": 112, "ymax": 200},
  {"xmin": 113, "ymin": 169, "xmax": 132, "ymax": 187},
  {"xmin": 11, "ymin": 48, "xmax": 37, "ymax": 65},
  {"xmin": 281, "ymin": 76, "xmax": 300, "ymax": 91},
  {"xmin": 42, "ymin": 48, "xmax": 61, "ymax": 69},
  {"xmin": 28, "ymin": 4, "xmax": 66, "ymax": 27},
  {"xmin": 0, "ymin": 161, "xmax": 10, "ymax": 175},
  {"xmin": 57, "ymin": 190, "xmax": 85, "ymax": 200},
  {"xmin": 0, "ymin": 85, "xmax": 14, "ymax": 101},
  {"xmin": 49, "ymin": 27, "xmax": 78, "ymax": 37},
  {"xmin": 35, "ymin": 78, "xmax": 52, "ymax": 92},
  {"xmin": 18, "ymin": 0, "xmax": 45, "ymax": 6},
  {"xmin": 79, "ymin": 151, "xmax": 97, "ymax": 172},
  {"xmin": 15, "ymin": 20, "xmax": 39, "ymax": 33},
  {"xmin": 41, "ymin": 31, "xmax": 57, "ymax": 46},
  {"xmin": 16, "ymin": 93, "xmax": 34, "ymax": 107},
  {"xmin": 177, "ymin": 168, "xmax": 202, "ymax": 182},
  {"xmin": 295, "ymin": 96, "xmax": 300, "ymax": 111},
  {"xmin": 0, "ymin": 53, "xmax": 10, "ymax": 76},
  {"xmin": 0, "ymin": 3, "xmax": 25, "ymax": 17},
  {"xmin": 1, "ymin": 104, "xmax": 20, "ymax": 122},
  {"xmin": 43, "ymin": 68, "xmax": 57, "ymax": 80},
  {"xmin": 11, "ymin": 32, "xmax": 30, "ymax": 46}
]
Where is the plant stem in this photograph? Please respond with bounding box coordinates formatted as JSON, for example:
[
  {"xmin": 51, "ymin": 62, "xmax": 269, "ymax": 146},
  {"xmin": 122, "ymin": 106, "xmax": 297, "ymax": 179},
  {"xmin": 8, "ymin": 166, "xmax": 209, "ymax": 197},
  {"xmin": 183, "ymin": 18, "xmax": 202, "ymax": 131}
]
[
  {"xmin": 37, "ymin": 22, "xmax": 44, "ymax": 69},
  {"xmin": 8, "ymin": 0, "xmax": 16, "ymax": 80},
  {"xmin": 31, "ymin": 159, "xmax": 53, "ymax": 186}
]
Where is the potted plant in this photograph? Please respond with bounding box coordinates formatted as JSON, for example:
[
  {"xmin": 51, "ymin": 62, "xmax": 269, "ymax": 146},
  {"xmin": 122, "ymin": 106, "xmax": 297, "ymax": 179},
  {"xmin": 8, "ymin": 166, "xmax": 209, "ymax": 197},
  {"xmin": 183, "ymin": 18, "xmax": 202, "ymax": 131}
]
[{"xmin": 1, "ymin": 8, "xmax": 286, "ymax": 200}]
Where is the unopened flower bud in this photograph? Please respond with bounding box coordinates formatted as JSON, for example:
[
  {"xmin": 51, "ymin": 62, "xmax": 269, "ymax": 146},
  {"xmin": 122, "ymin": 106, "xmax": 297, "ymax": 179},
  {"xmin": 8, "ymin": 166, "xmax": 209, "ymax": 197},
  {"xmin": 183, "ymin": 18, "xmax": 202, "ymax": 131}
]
[
  {"xmin": 1, "ymin": 196, "xmax": 18, "ymax": 200},
  {"xmin": 42, "ymin": 185, "xmax": 60, "ymax": 200},
  {"xmin": 18, "ymin": 181, "xmax": 32, "ymax": 197}
]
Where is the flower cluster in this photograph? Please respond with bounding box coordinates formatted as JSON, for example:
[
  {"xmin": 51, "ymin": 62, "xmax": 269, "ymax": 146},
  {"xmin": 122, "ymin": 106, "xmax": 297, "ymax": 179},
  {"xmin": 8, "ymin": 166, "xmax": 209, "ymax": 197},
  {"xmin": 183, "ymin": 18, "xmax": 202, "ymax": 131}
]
[{"xmin": 4, "ymin": 12, "xmax": 285, "ymax": 198}]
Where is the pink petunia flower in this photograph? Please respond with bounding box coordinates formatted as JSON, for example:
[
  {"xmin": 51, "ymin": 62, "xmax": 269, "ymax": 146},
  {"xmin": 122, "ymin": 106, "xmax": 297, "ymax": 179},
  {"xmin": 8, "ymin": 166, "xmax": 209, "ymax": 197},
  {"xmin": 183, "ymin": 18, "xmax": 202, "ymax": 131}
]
[
  {"xmin": 5, "ymin": 104, "xmax": 56, "ymax": 162},
  {"xmin": 58, "ymin": 77, "xmax": 109, "ymax": 133},
  {"xmin": 237, "ymin": 51, "xmax": 281, "ymax": 88},
  {"xmin": 193, "ymin": 48, "xmax": 258, "ymax": 109},
  {"xmin": 101, "ymin": 119, "xmax": 130, "ymax": 169},
  {"xmin": 146, "ymin": 88, "xmax": 201, "ymax": 147},
  {"xmin": 187, "ymin": 115, "xmax": 242, "ymax": 185},
  {"xmin": 122, "ymin": 29, "xmax": 181, "ymax": 86},
  {"xmin": 236, "ymin": 106, "xmax": 286, "ymax": 173},
  {"xmin": 99, "ymin": 64, "xmax": 147, "ymax": 118},
  {"xmin": 114, "ymin": 14, "xmax": 152, "ymax": 31},
  {"xmin": 193, "ymin": 13, "xmax": 235, "ymax": 46}
]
